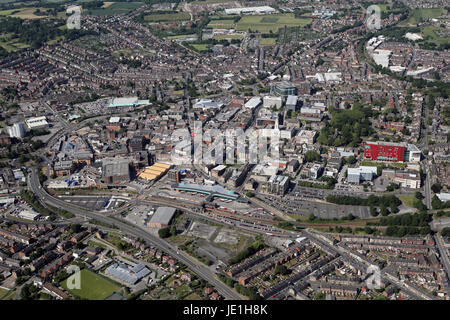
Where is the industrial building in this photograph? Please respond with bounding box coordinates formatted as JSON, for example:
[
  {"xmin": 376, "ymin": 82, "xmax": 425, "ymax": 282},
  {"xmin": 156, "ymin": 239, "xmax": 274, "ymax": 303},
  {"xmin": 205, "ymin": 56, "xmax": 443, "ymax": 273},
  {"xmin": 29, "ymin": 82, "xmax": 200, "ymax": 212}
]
[
  {"xmin": 7, "ymin": 122, "xmax": 25, "ymax": 139},
  {"xmin": 102, "ymin": 158, "xmax": 130, "ymax": 184},
  {"xmin": 147, "ymin": 206, "xmax": 177, "ymax": 228},
  {"xmin": 105, "ymin": 262, "xmax": 151, "ymax": 285},
  {"xmin": 25, "ymin": 116, "xmax": 49, "ymax": 129},
  {"xmin": 224, "ymin": 6, "xmax": 276, "ymax": 15}
]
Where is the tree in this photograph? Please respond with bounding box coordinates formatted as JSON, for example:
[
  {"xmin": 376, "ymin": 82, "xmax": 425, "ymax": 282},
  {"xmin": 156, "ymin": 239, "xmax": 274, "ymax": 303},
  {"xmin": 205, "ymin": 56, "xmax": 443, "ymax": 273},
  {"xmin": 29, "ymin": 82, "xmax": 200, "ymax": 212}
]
[
  {"xmin": 70, "ymin": 224, "xmax": 82, "ymax": 233},
  {"xmin": 158, "ymin": 227, "xmax": 171, "ymax": 238},
  {"xmin": 431, "ymin": 183, "xmax": 442, "ymax": 193},
  {"xmin": 380, "ymin": 205, "xmax": 389, "ymax": 216},
  {"xmin": 305, "ymin": 150, "xmax": 321, "ymax": 162},
  {"xmin": 170, "ymin": 225, "xmax": 177, "ymax": 237},
  {"xmin": 273, "ymin": 264, "xmax": 289, "ymax": 276}
]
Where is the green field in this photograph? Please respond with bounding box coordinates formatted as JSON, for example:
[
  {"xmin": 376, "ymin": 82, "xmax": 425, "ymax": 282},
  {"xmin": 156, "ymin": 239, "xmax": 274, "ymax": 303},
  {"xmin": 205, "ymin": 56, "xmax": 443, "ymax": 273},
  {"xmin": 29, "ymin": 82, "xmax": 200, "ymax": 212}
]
[
  {"xmin": 259, "ymin": 37, "xmax": 277, "ymax": 46},
  {"xmin": 421, "ymin": 25, "xmax": 450, "ymax": 45},
  {"xmin": 61, "ymin": 269, "xmax": 121, "ymax": 300},
  {"xmin": 190, "ymin": 43, "xmax": 210, "ymax": 52},
  {"xmin": 85, "ymin": 2, "xmax": 143, "ymax": 16},
  {"xmin": 207, "ymin": 19, "xmax": 235, "ymax": 29},
  {"xmin": 398, "ymin": 195, "xmax": 416, "ymax": 208},
  {"xmin": 0, "ymin": 288, "xmax": 10, "ymax": 299},
  {"xmin": 400, "ymin": 8, "xmax": 447, "ymax": 26},
  {"xmin": 236, "ymin": 13, "xmax": 311, "ymax": 33},
  {"xmin": 0, "ymin": 288, "xmax": 15, "ymax": 300},
  {"xmin": 144, "ymin": 12, "xmax": 190, "ymax": 22},
  {"xmin": 0, "ymin": 7, "xmax": 52, "ymax": 19}
]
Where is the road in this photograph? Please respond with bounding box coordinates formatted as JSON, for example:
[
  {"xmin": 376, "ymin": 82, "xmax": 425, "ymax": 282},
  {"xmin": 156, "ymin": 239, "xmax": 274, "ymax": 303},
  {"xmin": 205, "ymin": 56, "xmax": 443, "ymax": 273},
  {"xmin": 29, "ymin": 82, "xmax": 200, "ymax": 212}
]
[
  {"xmin": 27, "ymin": 168, "xmax": 243, "ymax": 300},
  {"xmin": 434, "ymin": 234, "xmax": 450, "ymax": 296}
]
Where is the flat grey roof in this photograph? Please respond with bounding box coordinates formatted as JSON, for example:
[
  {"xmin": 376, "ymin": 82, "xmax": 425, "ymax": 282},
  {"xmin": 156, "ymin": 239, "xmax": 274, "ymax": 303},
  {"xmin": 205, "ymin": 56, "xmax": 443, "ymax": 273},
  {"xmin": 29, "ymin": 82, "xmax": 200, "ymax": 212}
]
[{"xmin": 149, "ymin": 206, "xmax": 176, "ymax": 225}]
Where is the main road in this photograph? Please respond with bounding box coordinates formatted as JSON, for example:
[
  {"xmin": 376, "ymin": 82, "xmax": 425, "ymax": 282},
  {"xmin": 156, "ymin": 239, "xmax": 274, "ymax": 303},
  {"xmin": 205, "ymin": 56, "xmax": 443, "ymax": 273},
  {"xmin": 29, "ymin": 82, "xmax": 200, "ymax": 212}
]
[{"xmin": 27, "ymin": 168, "xmax": 243, "ymax": 300}]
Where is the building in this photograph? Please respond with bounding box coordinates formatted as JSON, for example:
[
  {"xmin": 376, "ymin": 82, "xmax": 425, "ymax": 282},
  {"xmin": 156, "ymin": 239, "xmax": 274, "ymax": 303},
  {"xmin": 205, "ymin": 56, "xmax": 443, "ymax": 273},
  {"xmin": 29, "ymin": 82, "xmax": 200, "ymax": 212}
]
[
  {"xmin": 109, "ymin": 97, "xmax": 150, "ymax": 108},
  {"xmin": 7, "ymin": 122, "xmax": 25, "ymax": 138},
  {"xmin": 263, "ymin": 96, "xmax": 282, "ymax": 109},
  {"xmin": 405, "ymin": 144, "xmax": 421, "ymax": 162},
  {"xmin": 296, "ymin": 130, "xmax": 317, "ymax": 145},
  {"xmin": 347, "ymin": 166, "xmax": 378, "ymax": 184},
  {"xmin": 147, "ymin": 206, "xmax": 177, "ymax": 228},
  {"xmin": 364, "ymin": 141, "xmax": 405, "ymax": 162},
  {"xmin": 267, "ymin": 174, "xmax": 289, "ymax": 195},
  {"xmin": 129, "ymin": 136, "xmax": 145, "ymax": 152},
  {"xmin": 310, "ymin": 164, "xmax": 323, "ymax": 180},
  {"xmin": 286, "ymin": 95, "xmax": 299, "ymax": 112},
  {"xmin": 139, "ymin": 162, "xmax": 171, "ymax": 182},
  {"xmin": 102, "ymin": 158, "xmax": 130, "ymax": 184},
  {"xmin": 50, "ymin": 160, "xmax": 75, "ymax": 177},
  {"xmin": 18, "ymin": 210, "xmax": 40, "ymax": 221},
  {"xmin": 167, "ymin": 169, "xmax": 180, "ymax": 182},
  {"xmin": 270, "ymin": 81, "xmax": 298, "ymax": 96},
  {"xmin": 382, "ymin": 170, "xmax": 421, "ymax": 189},
  {"xmin": 193, "ymin": 99, "xmax": 223, "ymax": 110},
  {"xmin": 224, "ymin": 6, "xmax": 276, "ymax": 15},
  {"xmin": 245, "ymin": 97, "xmax": 262, "ymax": 109},
  {"xmin": 25, "ymin": 116, "xmax": 49, "ymax": 130},
  {"xmin": 105, "ymin": 263, "xmax": 151, "ymax": 285}
]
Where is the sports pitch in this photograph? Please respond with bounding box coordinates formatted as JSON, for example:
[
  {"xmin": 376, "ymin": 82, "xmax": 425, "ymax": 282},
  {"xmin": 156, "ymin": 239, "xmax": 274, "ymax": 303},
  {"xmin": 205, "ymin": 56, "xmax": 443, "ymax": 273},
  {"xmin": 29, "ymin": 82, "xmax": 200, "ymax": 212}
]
[{"xmin": 60, "ymin": 268, "xmax": 121, "ymax": 300}]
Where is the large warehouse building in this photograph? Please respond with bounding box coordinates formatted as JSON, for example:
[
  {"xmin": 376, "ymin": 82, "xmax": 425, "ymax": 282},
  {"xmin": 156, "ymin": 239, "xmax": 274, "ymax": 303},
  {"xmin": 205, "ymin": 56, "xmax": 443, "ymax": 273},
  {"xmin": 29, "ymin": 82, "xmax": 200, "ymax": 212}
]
[
  {"xmin": 109, "ymin": 97, "xmax": 150, "ymax": 108},
  {"xmin": 224, "ymin": 6, "xmax": 276, "ymax": 15},
  {"xmin": 147, "ymin": 206, "xmax": 177, "ymax": 228}
]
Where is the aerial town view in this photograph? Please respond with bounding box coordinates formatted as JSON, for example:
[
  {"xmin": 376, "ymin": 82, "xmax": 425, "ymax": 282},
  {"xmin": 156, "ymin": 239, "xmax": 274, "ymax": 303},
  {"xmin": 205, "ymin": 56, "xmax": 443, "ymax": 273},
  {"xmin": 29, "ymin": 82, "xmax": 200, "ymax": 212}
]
[{"xmin": 0, "ymin": 0, "xmax": 449, "ymax": 309}]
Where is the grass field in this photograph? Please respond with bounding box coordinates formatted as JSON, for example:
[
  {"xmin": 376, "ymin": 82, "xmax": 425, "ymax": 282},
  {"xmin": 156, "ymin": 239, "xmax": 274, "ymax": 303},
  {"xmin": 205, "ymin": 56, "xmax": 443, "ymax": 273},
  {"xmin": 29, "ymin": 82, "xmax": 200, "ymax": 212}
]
[
  {"xmin": 85, "ymin": 2, "xmax": 143, "ymax": 16},
  {"xmin": 259, "ymin": 37, "xmax": 277, "ymax": 46},
  {"xmin": 0, "ymin": 288, "xmax": 10, "ymax": 299},
  {"xmin": 0, "ymin": 7, "xmax": 51, "ymax": 19},
  {"xmin": 400, "ymin": 8, "xmax": 447, "ymax": 26},
  {"xmin": 398, "ymin": 195, "xmax": 416, "ymax": 208},
  {"xmin": 61, "ymin": 269, "xmax": 121, "ymax": 300},
  {"xmin": 185, "ymin": 293, "xmax": 203, "ymax": 300},
  {"xmin": 144, "ymin": 12, "xmax": 190, "ymax": 22},
  {"xmin": 0, "ymin": 289, "xmax": 15, "ymax": 300},
  {"xmin": 236, "ymin": 13, "xmax": 311, "ymax": 33},
  {"xmin": 190, "ymin": 43, "xmax": 210, "ymax": 52},
  {"xmin": 421, "ymin": 25, "xmax": 450, "ymax": 45}
]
